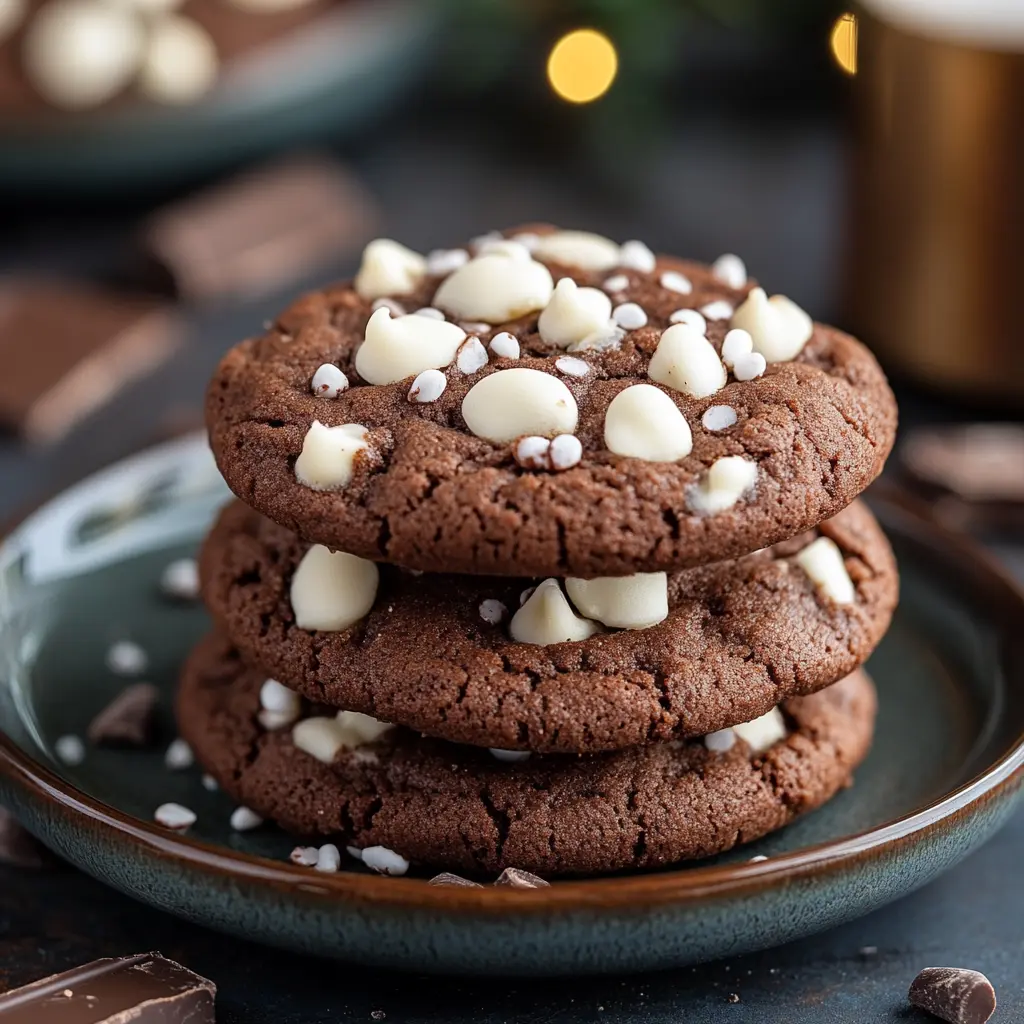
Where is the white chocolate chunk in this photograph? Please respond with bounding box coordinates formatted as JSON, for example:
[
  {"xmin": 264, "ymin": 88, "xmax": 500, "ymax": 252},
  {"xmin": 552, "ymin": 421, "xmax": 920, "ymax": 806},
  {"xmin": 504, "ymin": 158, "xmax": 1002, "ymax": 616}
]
[
  {"xmin": 733, "ymin": 707, "xmax": 787, "ymax": 754},
  {"xmin": 721, "ymin": 328, "xmax": 767, "ymax": 382},
  {"xmin": 294, "ymin": 421, "xmax": 369, "ymax": 491},
  {"xmin": 555, "ymin": 355, "xmax": 589, "ymax": 377},
  {"xmin": 456, "ymin": 336, "xmax": 488, "ymax": 374},
  {"xmin": 795, "ymin": 537, "xmax": 856, "ymax": 604},
  {"xmin": 490, "ymin": 748, "xmax": 531, "ymax": 763},
  {"xmin": 0, "ymin": 0, "xmax": 25, "ymax": 43},
  {"xmin": 355, "ymin": 307, "xmax": 465, "ymax": 386},
  {"xmin": 618, "ymin": 240, "xmax": 656, "ymax": 273},
  {"xmin": 260, "ymin": 678, "xmax": 300, "ymax": 717},
  {"xmin": 688, "ymin": 456, "xmax": 758, "ymax": 514},
  {"xmin": 514, "ymin": 435, "xmax": 551, "ymax": 469},
  {"xmin": 155, "ymin": 803, "xmax": 195, "ymax": 830},
  {"xmin": 649, "ymin": 323, "xmax": 727, "ymax": 398},
  {"xmin": 712, "ymin": 253, "xmax": 747, "ymax": 288},
  {"xmin": 407, "ymin": 368, "xmax": 447, "ymax": 403},
  {"xmin": 426, "ymin": 247, "xmax": 469, "ymax": 275},
  {"xmin": 669, "ymin": 309, "xmax": 707, "ymax": 333},
  {"xmin": 290, "ymin": 544, "xmax": 379, "ymax": 631},
  {"xmin": 164, "ymin": 738, "xmax": 193, "ymax": 770},
  {"xmin": 702, "ymin": 405, "xmax": 738, "ymax": 432},
  {"xmin": 604, "ymin": 384, "xmax": 692, "ymax": 462},
  {"xmin": 335, "ymin": 710, "xmax": 393, "ymax": 748},
  {"xmin": 549, "ymin": 433, "xmax": 582, "ymax": 470},
  {"xmin": 462, "ymin": 368, "xmax": 577, "ymax": 442},
  {"xmin": 361, "ymin": 846, "xmax": 410, "ymax": 876},
  {"xmin": 489, "ymin": 331, "xmax": 520, "ymax": 359},
  {"xmin": 701, "ymin": 300, "xmax": 735, "ymax": 320},
  {"xmin": 538, "ymin": 277, "xmax": 613, "ymax": 348},
  {"xmin": 292, "ymin": 711, "xmax": 392, "ymax": 765},
  {"xmin": 730, "ymin": 286, "xmax": 813, "ymax": 362},
  {"xmin": 315, "ymin": 844, "xmax": 340, "ymax": 872},
  {"xmin": 532, "ymin": 230, "xmax": 621, "ymax": 270},
  {"xmin": 509, "ymin": 578, "xmax": 601, "ymax": 645},
  {"xmin": 310, "ymin": 363, "xmax": 349, "ymax": 398},
  {"xmin": 565, "ymin": 572, "xmax": 668, "ymax": 629},
  {"xmin": 290, "ymin": 846, "xmax": 319, "ymax": 866},
  {"xmin": 660, "ymin": 271, "xmax": 692, "ymax": 295},
  {"xmin": 137, "ymin": 14, "xmax": 217, "ymax": 105},
  {"xmin": 353, "ymin": 239, "xmax": 426, "ymax": 300},
  {"xmin": 704, "ymin": 728, "xmax": 736, "ymax": 753},
  {"xmin": 478, "ymin": 599, "xmax": 507, "ymax": 624},
  {"xmin": 613, "ymin": 302, "xmax": 648, "ymax": 330},
  {"xmin": 230, "ymin": 807, "xmax": 263, "ymax": 832},
  {"xmin": 434, "ymin": 251, "xmax": 553, "ymax": 323}
]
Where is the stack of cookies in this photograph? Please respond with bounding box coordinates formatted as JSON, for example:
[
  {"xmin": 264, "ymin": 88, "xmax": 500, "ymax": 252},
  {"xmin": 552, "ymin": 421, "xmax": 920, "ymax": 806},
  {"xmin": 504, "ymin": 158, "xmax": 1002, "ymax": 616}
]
[{"xmin": 181, "ymin": 226, "xmax": 899, "ymax": 878}]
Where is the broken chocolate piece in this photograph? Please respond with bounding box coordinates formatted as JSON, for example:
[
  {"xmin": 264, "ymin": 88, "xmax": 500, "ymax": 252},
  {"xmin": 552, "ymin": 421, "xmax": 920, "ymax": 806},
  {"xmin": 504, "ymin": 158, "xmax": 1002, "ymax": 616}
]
[
  {"xmin": 494, "ymin": 867, "xmax": 550, "ymax": 889},
  {"xmin": 0, "ymin": 952, "xmax": 215, "ymax": 1022},
  {"xmin": 0, "ymin": 808, "xmax": 47, "ymax": 869},
  {"xmin": 87, "ymin": 684, "xmax": 161, "ymax": 747},
  {"xmin": 428, "ymin": 872, "xmax": 483, "ymax": 888},
  {"xmin": 909, "ymin": 967, "xmax": 996, "ymax": 1024}
]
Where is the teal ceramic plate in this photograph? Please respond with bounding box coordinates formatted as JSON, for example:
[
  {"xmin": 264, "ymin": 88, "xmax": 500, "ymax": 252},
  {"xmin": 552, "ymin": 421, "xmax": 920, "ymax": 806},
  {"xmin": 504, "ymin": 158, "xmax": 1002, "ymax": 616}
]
[{"xmin": 1, "ymin": 435, "xmax": 1023, "ymax": 976}]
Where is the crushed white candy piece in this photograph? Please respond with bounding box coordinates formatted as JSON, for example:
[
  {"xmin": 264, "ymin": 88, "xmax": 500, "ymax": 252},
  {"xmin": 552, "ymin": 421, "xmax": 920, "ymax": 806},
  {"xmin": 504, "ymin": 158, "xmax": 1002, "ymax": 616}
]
[
  {"xmin": 258, "ymin": 709, "xmax": 295, "ymax": 731},
  {"xmin": 514, "ymin": 436, "xmax": 552, "ymax": 470},
  {"xmin": 361, "ymin": 846, "xmax": 410, "ymax": 876},
  {"xmin": 700, "ymin": 300, "xmax": 735, "ymax": 320},
  {"xmin": 310, "ymin": 363, "xmax": 349, "ymax": 398},
  {"xmin": 164, "ymin": 738, "xmax": 194, "ymax": 770},
  {"xmin": 355, "ymin": 307, "xmax": 465, "ymax": 386},
  {"xmin": 702, "ymin": 405, "xmax": 738, "ymax": 432},
  {"xmin": 354, "ymin": 239, "xmax": 425, "ymax": 300},
  {"xmin": 510, "ymin": 578, "xmax": 600, "ymax": 645},
  {"xmin": 602, "ymin": 274, "xmax": 629, "ymax": 293},
  {"xmin": 604, "ymin": 384, "xmax": 692, "ymax": 462},
  {"xmin": 490, "ymin": 748, "xmax": 531, "ymax": 763},
  {"xmin": 489, "ymin": 332, "xmax": 520, "ymax": 360},
  {"xmin": 549, "ymin": 433, "xmax": 582, "ymax": 471},
  {"xmin": 688, "ymin": 456, "xmax": 758, "ymax": 514},
  {"xmin": 155, "ymin": 802, "xmax": 196, "ymax": 830},
  {"xmin": 260, "ymin": 678, "xmax": 300, "ymax": 716},
  {"xmin": 531, "ymin": 230, "xmax": 621, "ymax": 270},
  {"xmin": 346, "ymin": 845, "xmax": 364, "ymax": 861},
  {"xmin": 230, "ymin": 806, "xmax": 263, "ymax": 832},
  {"xmin": 160, "ymin": 557, "xmax": 199, "ymax": 600},
  {"xmin": 721, "ymin": 328, "xmax": 767, "ymax": 381},
  {"xmin": 733, "ymin": 707, "xmax": 787, "ymax": 754},
  {"xmin": 137, "ymin": 14, "xmax": 217, "ymax": 106},
  {"xmin": 55, "ymin": 734, "xmax": 85, "ymax": 766},
  {"xmin": 315, "ymin": 843, "xmax": 341, "ymax": 873},
  {"xmin": 290, "ymin": 846, "xmax": 319, "ymax": 866},
  {"xmin": 618, "ymin": 239, "xmax": 656, "ymax": 273},
  {"xmin": 434, "ymin": 249, "xmax": 553, "ymax": 323},
  {"xmin": 660, "ymin": 271, "xmax": 692, "ymax": 295},
  {"xmin": 408, "ymin": 368, "xmax": 447, "ymax": 403},
  {"xmin": 795, "ymin": 537, "xmax": 855, "ymax": 604},
  {"xmin": 669, "ymin": 309, "xmax": 707, "ymax": 333},
  {"xmin": 462, "ymin": 368, "xmax": 577, "ymax": 443},
  {"xmin": 370, "ymin": 297, "xmax": 405, "ymax": 316},
  {"xmin": 704, "ymin": 728, "xmax": 736, "ymax": 753},
  {"xmin": 413, "ymin": 306, "xmax": 445, "ymax": 320},
  {"xmin": 712, "ymin": 253, "xmax": 747, "ymax": 289},
  {"xmin": 568, "ymin": 325, "xmax": 625, "ymax": 353},
  {"xmin": 478, "ymin": 599, "xmax": 508, "ymax": 625},
  {"xmin": 613, "ymin": 302, "xmax": 648, "ymax": 330},
  {"xmin": 730, "ymin": 287, "xmax": 812, "ymax": 362},
  {"xmin": 649, "ymin": 323, "xmax": 726, "ymax": 399},
  {"xmin": 456, "ymin": 336, "xmax": 488, "ymax": 374},
  {"xmin": 426, "ymin": 248, "xmax": 469, "ymax": 276},
  {"xmin": 106, "ymin": 640, "xmax": 148, "ymax": 676},
  {"xmin": 291, "ymin": 545, "xmax": 379, "ymax": 632},
  {"xmin": 565, "ymin": 572, "xmax": 669, "ymax": 629},
  {"xmin": 555, "ymin": 355, "xmax": 590, "ymax": 377},
  {"xmin": 294, "ymin": 421, "xmax": 369, "ymax": 491},
  {"xmin": 538, "ymin": 277, "xmax": 613, "ymax": 349},
  {"xmin": 201, "ymin": 774, "xmax": 218, "ymax": 791}
]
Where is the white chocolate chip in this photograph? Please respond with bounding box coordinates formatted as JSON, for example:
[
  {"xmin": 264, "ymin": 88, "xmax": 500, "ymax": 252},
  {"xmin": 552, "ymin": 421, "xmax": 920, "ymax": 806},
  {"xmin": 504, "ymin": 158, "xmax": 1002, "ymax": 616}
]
[
  {"xmin": 538, "ymin": 277, "xmax": 613, "ymax": 349},
  {"xmin": 478, "ymin": 599, "xmax": 507, "ymax": 624},
  {"xmin": 456, "ymin": 336, "xmax": 488, "ymax": 374},
  {"xmin": 476, "ymin": 239, "xmax": 532, "ymax": 260},
  {"xmin": 519, "ymin": 587, "xmax": 536, "ymax": 606},
  {"xmin": 310, "ymin": 363, "xmax": 349, "ymax": 398},
  {"xmin": 160, "ymin": 557, "xmax": 199, "ymax": 600},
  {"xmin": 702, "ymin": 405, "xmax": 738, "ymax": 432},
  {"xmin": 618, "ymin": 239, "xmax": 656, "ymax": 273},
  {"xmin": 290, "ymin": 545, "xmax": 379, "ymax": 631},
  {"xmin": 355, "ymin": 307, "xmax": 465, "ymax": 386},
  {"xmin": 514, "ymin": 436, "xmax": 551, "ymax": 469},
  {"xmin": 426, "ymin": 247, "xmax": 469, "ymax": 276},
  {"xmin": 164, "ymin": 738, "xmax": 193, "ymax": 770},
  {"xmin": 408, "ymin": 368, "xmax": 447, "ymax": 403},
  {"xmin": 258, "ymin": 709, "xmax": 295, "ymax": 731},
  {"xmin": 649, "ymin": 323, "xmax": 727, "ymax": 399},
  {"xmin": 549, "ymin": 433, "xmax": 582, "ymax": 471},
  {"xmin": 704, "ymin": 728, "xmax": 736, "ymax": 753},
  {"xmin": 294, "ymin": 421, "xmax": 369, "ymax": 491},
  {"xmin": 734, "ymin": 352, "xmax": 767, "ymax": 382},
  {"xmin": 532, "ymin": 230, "xmax": 620, "ymax": 270},
  {"xmin": 230, "ymin": 807, "xmax": 263, "ymax": 832},
  {"xmin": 462, "ymin": 368, "xmax": 577, "ymax": 443},
  {"xmin": 155, "ymin": 802, "xmax": 195, "ymax": 830},
  {"xmin": 603, "ymin": 384, "xmax": 693, "ymax": 462},
  {"xmin": 509, "ymin": 578, "xmax": 601, "ymax": 645},
  {"xmin": 353, "ymin": 239, "xmax": 426, "ymax": 300},
  {"xmin": 730, "ymin": 287, "xmax": 812, "ymax": 362},
  {"xmin": 290, "ymin": 846, "xmax": 319, "ymax": 866},
  {"xmin": 733, "ymin": 707, "xmax": 787, "ymax": 754},
  {"xmin": 489, "ymin": 331, "xmax": 520, "ymax": 360},
  {"xmin": 565, "ymin": 572, "xmax": 668, "ymax": 629},
  {"xmin": 137, "ymin": 14, "xmax": 217, "ymax": 105},
  {"xmin": 795, "ymin": 537, "xmax": 855, "ymax": 604},
  {"xmin": 260, "ymin": 678, "xmax": 300, "ymax": 717},
  {"xmin": 24, "ymin": 0, "xmax": 145, "ymax": 110},
  {"xmin": 721, "ymin": 328, "xmax": 767, "ymax": 382},
  {"xmin": 712, "ymin": 253, "xmax": 747, "ymax": 289},
  {"xmin": 688, "ymin": 456, "xmax": 758, "ymax": 514},
  {"xmin": 55, "ymin": 734, "xmax": 85, "ymax": 766},
  {"xmin": 371, "ymin": 297, "xmax": 405, "ymax": 316},
  {"xmin": 602, "ymin": 274, "xmax": 629, "ymax": 293},
  {"xmin": 660, "ymin": 271, "xmax": 692, "ymax": 295},
  {"xmin": 335, "ymin": 710, "xmax": 393, "ymax": 747},
  {"xmin": 669, "ymin": 309, "xmax": 706, "ymax": 333},
  {"xmin": 413, "ymin": 307, "xmax": 445, "ymax": 320},
  {"xmin": 434, "ymin": 250, "xmax": 553, "ymax": 323},
  {"xmin": 0, "ymin": 0, "xmax": 25, "ymax": 42},
  {"xmin": 555, "ymin": 355, "xmax": 590, "ymax": 377},
  {"xmin": 361, "ymin": 846, "xmax": 410, "ymax": 876},
  {"xmin": 315, "ymin": 843, "xmax": 341, "ymax": 873},
  {"xmin": 612, "ymin": 302, "xmax": 648, "ymax": 330},
  {"xmin": 490, "ymin": 749, "xmax": 531, "ymax": 763},
  {"xmin": 700, "ymin": 299, "xmax": 735, "ymax": 320},
  {"xmin": 106, "ymin": 639, "xmax": 147, "ymax": 676}
]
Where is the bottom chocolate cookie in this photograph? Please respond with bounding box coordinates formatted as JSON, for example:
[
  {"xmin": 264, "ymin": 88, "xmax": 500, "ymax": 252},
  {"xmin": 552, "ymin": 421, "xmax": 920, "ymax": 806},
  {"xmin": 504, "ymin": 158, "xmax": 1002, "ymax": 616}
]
[{"xmin": 177, "ymin": 634, "xmax": 877, "ymax": 876}]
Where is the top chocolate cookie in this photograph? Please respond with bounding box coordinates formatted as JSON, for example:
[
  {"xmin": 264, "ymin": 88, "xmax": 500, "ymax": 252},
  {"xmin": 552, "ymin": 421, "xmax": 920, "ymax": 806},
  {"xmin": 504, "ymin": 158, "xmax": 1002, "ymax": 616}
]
[{"xmin": 207, "ymin": 226, "xmax": 897, "ymax": 577}]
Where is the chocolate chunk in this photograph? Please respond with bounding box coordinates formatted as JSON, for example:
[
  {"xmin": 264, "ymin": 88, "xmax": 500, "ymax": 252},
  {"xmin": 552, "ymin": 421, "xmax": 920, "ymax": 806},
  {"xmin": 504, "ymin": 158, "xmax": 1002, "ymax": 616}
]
[
  {"xmin": 902, "ymin": 425, "xmax": 1024, "ymax": 503},
  {"xmin": 88, "ymin": 684, "xmax": 161, "ymax": 747},
  {"xmin": 908, "ymin": 967, "xmax": 996, "ymax": 1024},
  {"xmin": 142, "ymin": 155, "xmax": 378, "ymax": 303},
  {"xmin": 428, "ymin": 872, "xmax": 483, "ymax": 888},
  {"xmin": 0, "ymin": 808, "xmax": 47, "ymax": 869},
  {"xmin": 0, "ymin": 280, "xmax": 181, "ymax": 445},
  {"xmin": 494, "ymin": 867, "xmax": 550, "ymax": 889},
  {"xmin": 0, "ymin": 952, "xmax": 215, "ymax": 1022}
]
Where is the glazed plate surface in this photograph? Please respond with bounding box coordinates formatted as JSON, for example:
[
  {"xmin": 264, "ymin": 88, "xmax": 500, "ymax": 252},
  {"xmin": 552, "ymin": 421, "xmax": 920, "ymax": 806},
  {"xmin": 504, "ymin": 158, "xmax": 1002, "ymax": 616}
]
[{"xmin": 0, "ymin": 435, "xmax": 1022, "ymax": 975}]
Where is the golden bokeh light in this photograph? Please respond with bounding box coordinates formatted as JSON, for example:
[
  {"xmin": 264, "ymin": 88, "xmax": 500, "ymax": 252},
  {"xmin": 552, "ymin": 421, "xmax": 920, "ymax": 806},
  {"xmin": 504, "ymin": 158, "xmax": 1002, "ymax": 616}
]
[
  {"xmin": 547, "ymin": 28, "xmax": 618, "ymax": 104},
  {"xmin": 830, "ymin": 12, "xmax": 858, "ymax": 76}
]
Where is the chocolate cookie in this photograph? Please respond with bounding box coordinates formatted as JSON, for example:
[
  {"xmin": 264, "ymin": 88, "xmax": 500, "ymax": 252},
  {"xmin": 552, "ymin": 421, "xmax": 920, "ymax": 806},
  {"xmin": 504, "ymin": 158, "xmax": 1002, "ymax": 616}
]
[
  {"xmin": 199, "ymin": 498, "xmax": 897, "ymax": 753},
  {"xmin": 206, "ymin": 226, "xmax": 897, "ymax": 578},
  {"xmin": 178, "ymin": 634, "xmax": 877, "ymax": 876}
]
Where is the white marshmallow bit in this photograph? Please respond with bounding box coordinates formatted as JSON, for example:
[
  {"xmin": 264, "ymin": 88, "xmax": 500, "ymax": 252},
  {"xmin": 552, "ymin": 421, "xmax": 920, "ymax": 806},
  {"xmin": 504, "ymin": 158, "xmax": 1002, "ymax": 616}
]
[
  {"xmin": 462, "ymin": 368, "xmax": 577, "ymax": 443},
  {"xmin": 795, "ymin": 537, "xmax": 856, "ymax": 604},
  {"xmin": 315, "ymin": 843, "xmax": 341, "ymax": 873},
  {"xmin": 701, "ymin": 300, "xmax": 735, "ymax": 320},
  {"xmin": 688, "ymin": 456, "xmax": 758, "ymax": 514},
  {"xmin": 230, "ymin": 807, "xmax": 263, "ymax": 832},
  {"xmin": 660, "ymin": 271, "xmax": 692, "ymax": 295},
  {"xmin": 106, "ymin": 639, "xmax": 147, "ymax": 676},
  {"xmin": 478, "ymin": 599, "xmax": 508, "ymax": 625},
  {"xmin": 702, "ymin": 405, "xmax": 738, "ymax": 432},
  {"xmin": 532, "ymin": 230, "xmax": 621, "ymax": 270},
  {"xmin": 311, "ymin": 363, "xmax": 349, "ymax": 398},
  {"xmin": 549, "ymin": 433, "xmax": 583, "ymax": 471},
  {"xmin": 514, "ymin": 436, "xmax": 551, "ymax": 470},
  {"xmin": 712, "ymin": 253, "xmax": 747, "ymax": 289},
  {"xmin": 604, "ymin": 384, "xmax": 693, "ymax": 463},
  {"xmin": 0, "ymin": 0, "xmax": 25, "ymax": 42},
  {"xmin": 408, "ymin": 368, "xmax": 447, "ymax": 404},
  {"xmin": 618, "ymin": 240, "xmax": 656, "ymax": 273},
  {"xmin": 137, "ymin": 14, "xmax": 217, "ymax": 105},
  {"xmin": 290, "ymin": 846, "xmax": 319, "ymax": 866},
  {"xmin": 260, "ymin": 678, "xmax": 300, "ymax": 716},
  {"xmin": 509, "ymin": 579, "xmax": 600, "ymax": 645},
  {"xmin": 160, "ymin": 557, "xmax": 199, "ymax": 600},
  {"xmin": 538, "ymin": 277, "xmax": 613, "ymax": 349},
  {"xmin": 649, "ymin": 323, "xmax": 727, "ymax": 399},
  {"xmin": 355, "ymin": 307, "xmax": 465, "ymax": 386},
  {"xmin": 733, "ymin": 707, "xmax": 787, "ymax": 754},
  {"xmin": 613, "ymin": 302, "xmax": 648, "ymax": 330},
  {"xmin": 155, "ymin": 803, "xmax": 195, "ymax": 831},
  {"xmin": 489, "ymin": 332, "xmax": 520, "ymax": 360},
  {"xmin": 426, "ymin": 248, "xmax": 469, "ymax": 276},
  {"xmin": 361, "ymin": 846, "xmax": 410, "ymax": 876},
  {"xmin": 456, "ymin": 336, "xmax": 488, "ymax": 374},
  {"xmin": 602, "ymin": 274, "xmax": 629, "ymax": 294},
  {"xmin": 704, "ymin": 728, "xmax": 736, "ymax": 753},
  {"xmin": 721, "ymin": 328, "xmax": 767, "ymax": 382},
  {"xmin": 555, "ymin": 355, "xmax": 590, "ymax": 377},
  {"xmin": 55, "ymin": 734, "xmax": 85, "ymax": 766},
  {"xmin": 565, "ymin": 572, "xmax": 668, "ymax": 629},
  {"xmin": 434, "ymin": 250, "xmax": 553, "ymax": 323},
  {"xmin": 294, "ymin": 421, "xmax": 369, "ymax": 491},
  {"xmin": 290, "ymin": 545, "xmax": 378, "ymax": 632},
  {"xmin": 353, "ymin": 239, "xmax": 426, "ymax": 300},
  {"xmin": 669, "ymin": 309, "xmax": 707, "ymax": 333},
  {"xmin": 164, "ymin": 738, "xmax": 194, "ymax": 770},
  {"xmin": 490, "ymin": 748, "xmax": 531, "ymax": 763},
  {"xmin": 730, "ymin": 287, "xmax": 813, "ymax": 362}
]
